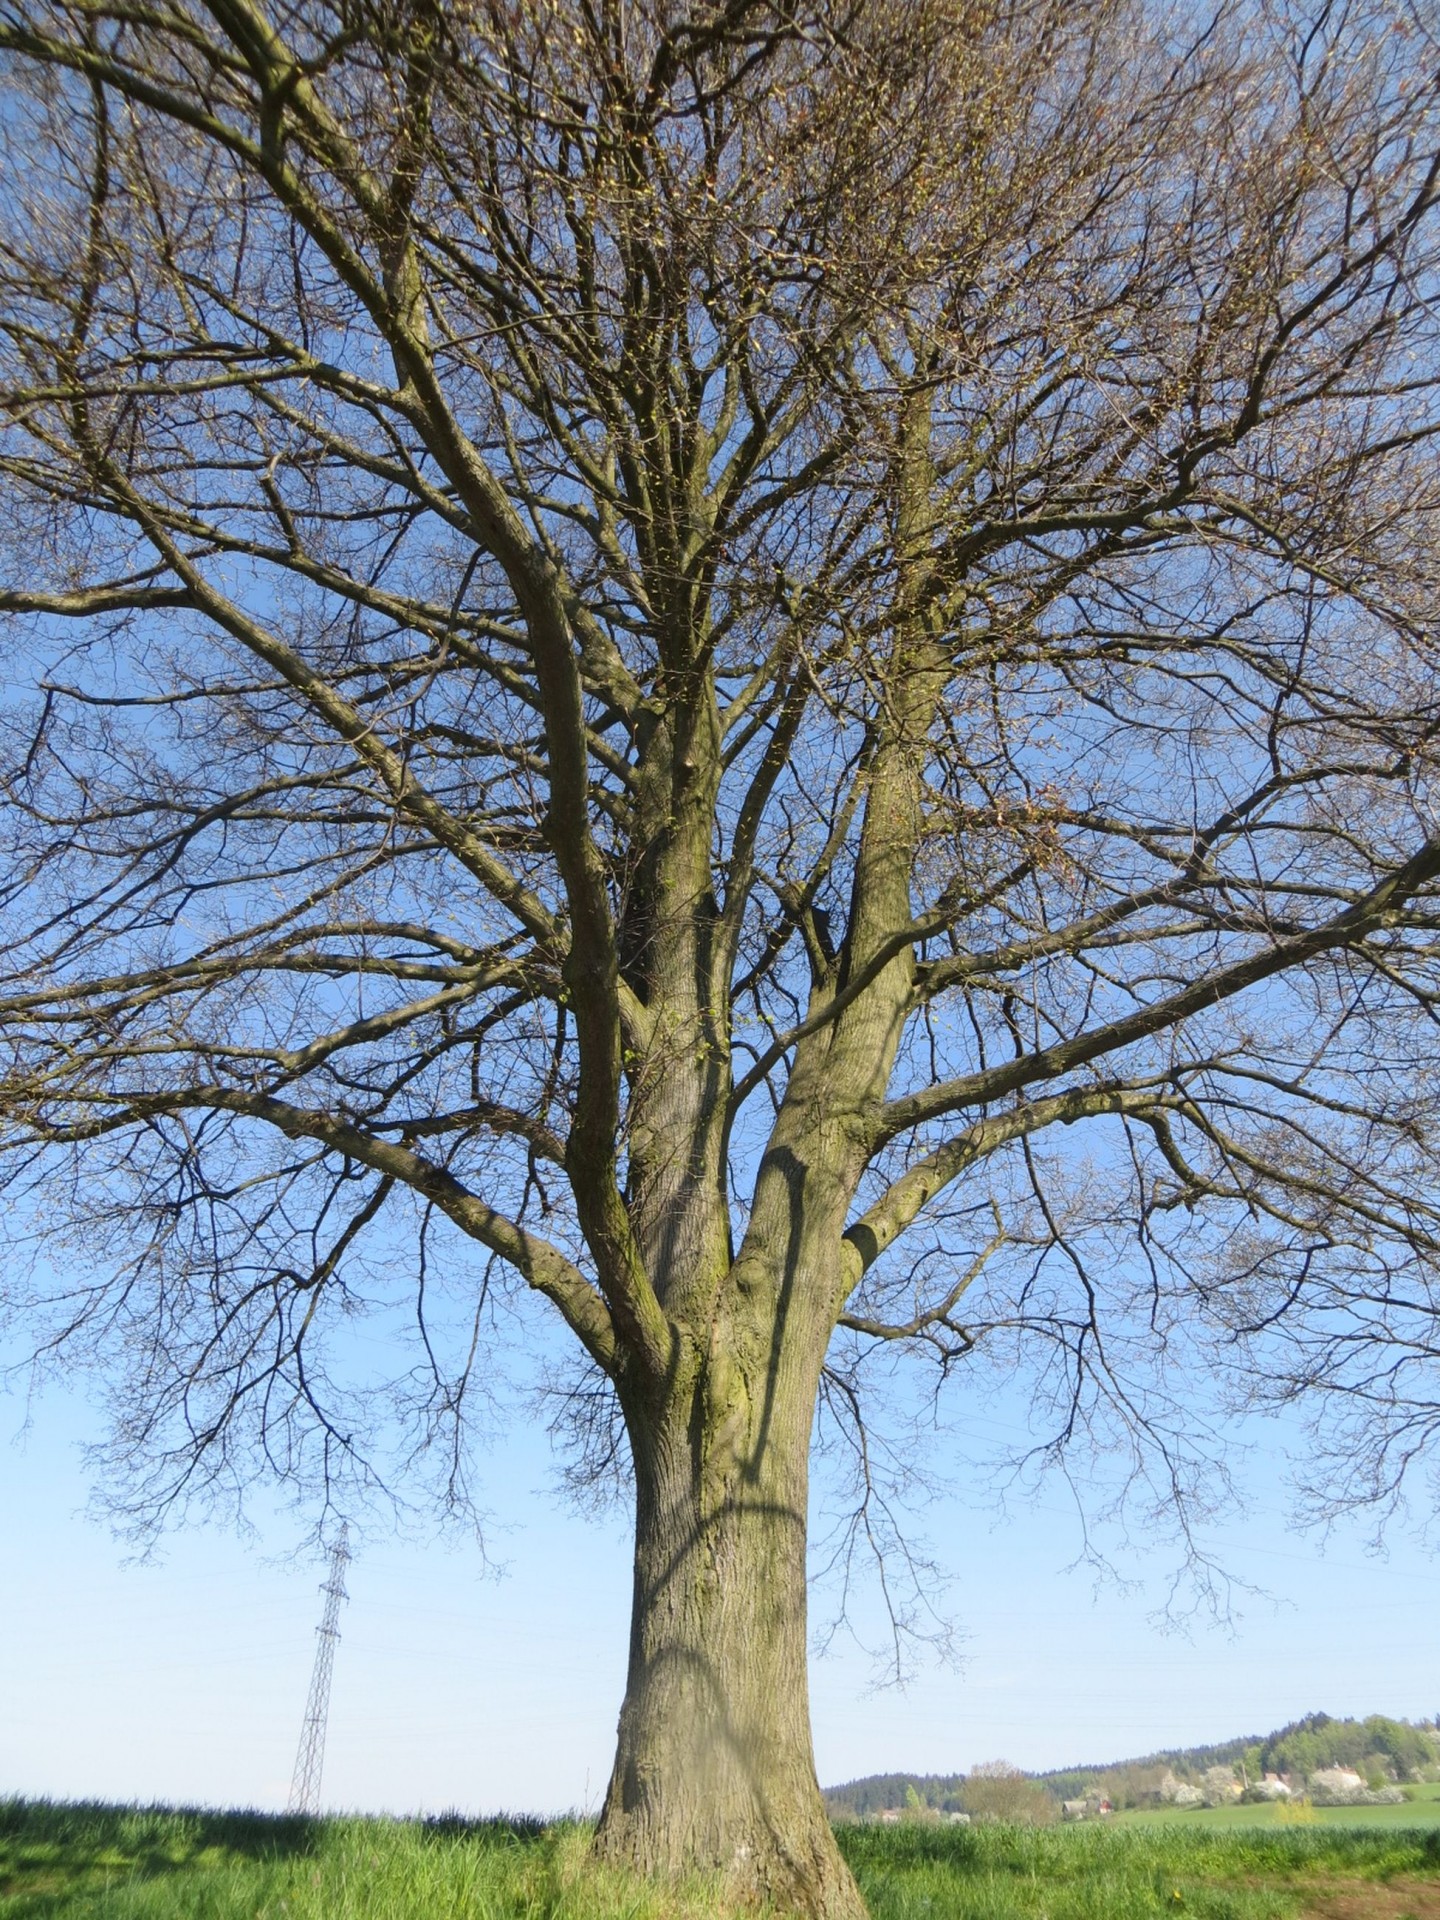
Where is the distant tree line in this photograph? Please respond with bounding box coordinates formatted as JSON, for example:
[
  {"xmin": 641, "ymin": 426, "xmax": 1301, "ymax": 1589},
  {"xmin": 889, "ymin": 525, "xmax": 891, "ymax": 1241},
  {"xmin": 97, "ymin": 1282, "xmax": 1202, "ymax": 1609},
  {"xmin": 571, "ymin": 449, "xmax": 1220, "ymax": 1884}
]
[
  {"xmin": 824, "ymin": 1715, "xmax": 1440, "ymax": 1820},
  {"xmin": 1044, "ymin": 1712, "xmax": 1438, "ymax": 1807},
  {"xmin": 825, "ymin": 1775, "xmax": 970, "ymax": 1820},
  {"xmin": 1249, "ymin": 1714, "xmax": 1435, "ymax": 1788}
]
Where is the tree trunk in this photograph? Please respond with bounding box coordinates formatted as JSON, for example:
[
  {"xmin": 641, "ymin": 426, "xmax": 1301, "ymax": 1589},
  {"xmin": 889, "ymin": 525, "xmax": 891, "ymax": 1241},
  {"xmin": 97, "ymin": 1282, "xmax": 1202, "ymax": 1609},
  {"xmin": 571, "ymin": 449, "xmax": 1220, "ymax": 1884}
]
[{"xmin": 592, "ymin": 1336, "xmax": 866, "ymax": 1920}]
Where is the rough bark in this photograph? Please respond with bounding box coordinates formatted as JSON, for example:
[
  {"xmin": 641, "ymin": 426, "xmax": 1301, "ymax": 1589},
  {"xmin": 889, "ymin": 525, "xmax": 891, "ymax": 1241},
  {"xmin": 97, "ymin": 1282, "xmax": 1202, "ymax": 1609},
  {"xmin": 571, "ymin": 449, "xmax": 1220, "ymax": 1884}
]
[
  {"xmin": 594, "ymin": 1306, "xmax": 865, "ymax": 1920},
  {"xmin": 5, "ymin": 8, "xmax": 1440, "ymax": 1917}
]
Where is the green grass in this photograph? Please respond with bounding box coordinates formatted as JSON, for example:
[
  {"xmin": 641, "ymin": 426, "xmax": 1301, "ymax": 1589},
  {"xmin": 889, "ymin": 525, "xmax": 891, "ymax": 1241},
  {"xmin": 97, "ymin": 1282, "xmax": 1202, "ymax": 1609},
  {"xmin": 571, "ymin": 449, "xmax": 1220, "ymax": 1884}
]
[
  {"xmin": 4, "ymin": 1800, "xmax": 1440, "ymax": 1920},
  {"xmin": 842, "ymin": 1821, "xmax": 1440, "ymax": 1920},
  {"xmin": 1115, "ymin": 1783, "xmax": 1440, "ymax": 1832}
]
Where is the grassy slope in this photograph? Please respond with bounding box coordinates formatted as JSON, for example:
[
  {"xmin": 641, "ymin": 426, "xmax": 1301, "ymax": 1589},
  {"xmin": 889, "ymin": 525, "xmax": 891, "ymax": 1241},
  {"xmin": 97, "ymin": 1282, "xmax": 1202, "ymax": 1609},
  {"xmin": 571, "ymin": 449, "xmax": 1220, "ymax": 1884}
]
[
  {"xmin": 5, "ymin": 1802, "xmax": 1440, "ymax": 1920},
  {"xmin": 1115, "ymin": 1786, "xmax": 1440, "ymax": 1832}
]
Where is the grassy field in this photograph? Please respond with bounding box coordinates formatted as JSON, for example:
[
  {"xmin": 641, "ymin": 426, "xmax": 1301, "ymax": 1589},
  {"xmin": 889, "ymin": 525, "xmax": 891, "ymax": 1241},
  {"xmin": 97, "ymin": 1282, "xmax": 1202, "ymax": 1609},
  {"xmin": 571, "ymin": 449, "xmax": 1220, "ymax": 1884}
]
[
  {"xmin": 1115, "ymin": 1786, "xmax": 1440, "ymax": 1833},
  {"xmin": 4, "ymin": 1800, "xmax": 1440, "ymax": 1920}
]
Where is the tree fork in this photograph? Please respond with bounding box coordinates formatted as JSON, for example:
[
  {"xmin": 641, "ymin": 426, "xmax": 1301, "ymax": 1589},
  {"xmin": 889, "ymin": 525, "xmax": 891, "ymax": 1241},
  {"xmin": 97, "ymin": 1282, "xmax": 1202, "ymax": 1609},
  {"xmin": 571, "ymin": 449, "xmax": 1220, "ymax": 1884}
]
[{"xmin": 5, "ymin": 8, "xmax": 1440, "ymax": 1919}]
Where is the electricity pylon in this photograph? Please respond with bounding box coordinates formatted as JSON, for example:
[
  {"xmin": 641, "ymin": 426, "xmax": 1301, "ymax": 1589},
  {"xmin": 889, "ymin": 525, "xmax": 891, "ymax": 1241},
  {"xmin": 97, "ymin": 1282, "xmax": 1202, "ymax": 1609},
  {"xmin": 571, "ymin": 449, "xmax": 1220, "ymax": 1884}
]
[{"xmin": 288, "ymin": 1526, "xmax": 351, "ymax": 1815}]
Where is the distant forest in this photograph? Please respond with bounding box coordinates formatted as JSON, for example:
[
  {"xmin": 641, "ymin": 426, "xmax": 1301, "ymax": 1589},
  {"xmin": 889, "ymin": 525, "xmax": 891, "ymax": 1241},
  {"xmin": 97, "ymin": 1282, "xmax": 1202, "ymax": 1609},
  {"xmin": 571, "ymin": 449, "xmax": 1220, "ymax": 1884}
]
[{"xmin": 823, "ymin": 1713, "xmax": 1440, "ymax": 1817}]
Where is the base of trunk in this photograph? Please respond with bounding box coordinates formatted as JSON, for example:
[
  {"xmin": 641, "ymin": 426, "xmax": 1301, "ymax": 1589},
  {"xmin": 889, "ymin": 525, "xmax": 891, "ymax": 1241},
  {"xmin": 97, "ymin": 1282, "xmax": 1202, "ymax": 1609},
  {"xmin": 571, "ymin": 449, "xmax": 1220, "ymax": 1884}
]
[
  {"xmin": 592, "ymin": 1790, "xmax": 866, "ymax": 1920},
  {"xmin": 592, "ymin": 1424, "xmax": 869, "ymax": 1919},
  {"xmin": 598, "ymin": 1294, "xmax": 866, "ymax": 1916}
]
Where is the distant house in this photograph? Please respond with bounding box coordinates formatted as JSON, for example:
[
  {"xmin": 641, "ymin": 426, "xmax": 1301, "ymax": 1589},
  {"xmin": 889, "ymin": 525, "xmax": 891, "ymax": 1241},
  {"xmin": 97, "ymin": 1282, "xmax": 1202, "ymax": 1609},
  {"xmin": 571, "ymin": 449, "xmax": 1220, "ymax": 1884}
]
[
  {"xmin": 1252, "ymin": 1774, "xmax": 1293, "ymax": 1800},
  {"xmin": 1061, "ymin": 1796, "xmax": 1113, "ymax": 1822}
]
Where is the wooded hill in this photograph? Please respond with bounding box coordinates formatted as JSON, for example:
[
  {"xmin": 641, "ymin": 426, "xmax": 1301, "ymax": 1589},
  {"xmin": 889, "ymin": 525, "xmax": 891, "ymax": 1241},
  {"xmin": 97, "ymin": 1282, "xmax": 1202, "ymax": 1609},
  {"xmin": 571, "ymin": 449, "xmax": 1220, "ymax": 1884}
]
[{"xmin": 823, "ymin": 1715, "xmax": 1440, "ymax": 1817}]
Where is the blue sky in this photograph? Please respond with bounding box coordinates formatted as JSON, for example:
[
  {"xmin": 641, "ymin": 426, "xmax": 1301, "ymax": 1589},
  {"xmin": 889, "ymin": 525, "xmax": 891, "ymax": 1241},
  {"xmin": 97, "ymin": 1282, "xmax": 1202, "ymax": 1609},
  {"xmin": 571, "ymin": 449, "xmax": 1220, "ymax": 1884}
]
[{"xmin": 2, "ymin": 1369, "xmax": 1434, "ymax": 1816}]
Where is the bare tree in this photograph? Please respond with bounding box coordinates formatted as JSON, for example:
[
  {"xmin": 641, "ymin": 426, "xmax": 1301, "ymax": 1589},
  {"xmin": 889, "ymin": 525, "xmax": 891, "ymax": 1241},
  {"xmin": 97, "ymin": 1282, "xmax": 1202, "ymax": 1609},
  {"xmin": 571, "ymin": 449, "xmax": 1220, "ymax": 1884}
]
[
  {"xmin": 3, "ymin": 0, "xmax": 1440, "ymax": 1911},
  {"xmin": 962, "ymin": 1762, "xmax": 1056, "ymax": 1827}
]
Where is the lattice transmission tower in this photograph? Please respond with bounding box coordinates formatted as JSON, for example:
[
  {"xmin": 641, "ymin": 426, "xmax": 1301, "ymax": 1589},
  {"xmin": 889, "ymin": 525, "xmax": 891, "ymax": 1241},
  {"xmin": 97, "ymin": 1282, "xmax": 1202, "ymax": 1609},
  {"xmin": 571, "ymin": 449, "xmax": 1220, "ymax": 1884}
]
[{"xmin": 288, "ymin": 1526, "xmax": 351, "ymax": 1815}]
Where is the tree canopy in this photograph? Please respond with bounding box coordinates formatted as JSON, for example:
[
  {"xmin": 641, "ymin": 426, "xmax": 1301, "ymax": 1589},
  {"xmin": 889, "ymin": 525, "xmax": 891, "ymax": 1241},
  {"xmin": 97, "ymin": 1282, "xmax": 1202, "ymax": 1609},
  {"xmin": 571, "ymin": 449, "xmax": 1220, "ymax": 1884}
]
[{"xmin": 3, "ymin": 0, "xmax": 1440, "ymax": 1911}]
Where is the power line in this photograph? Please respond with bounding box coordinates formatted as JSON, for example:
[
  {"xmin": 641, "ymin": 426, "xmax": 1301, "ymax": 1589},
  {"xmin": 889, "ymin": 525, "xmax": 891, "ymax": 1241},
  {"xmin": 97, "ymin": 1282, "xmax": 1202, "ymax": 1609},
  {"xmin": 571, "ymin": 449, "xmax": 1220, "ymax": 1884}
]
[{"xmin": 288, "ymin": 1526, "xmax": 351, "ymax": 1815}]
